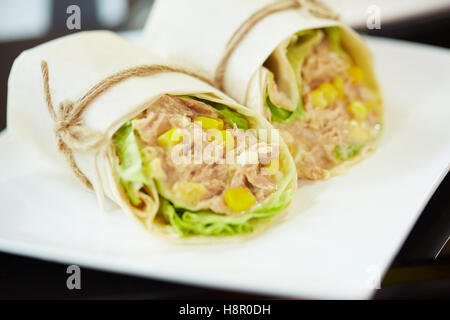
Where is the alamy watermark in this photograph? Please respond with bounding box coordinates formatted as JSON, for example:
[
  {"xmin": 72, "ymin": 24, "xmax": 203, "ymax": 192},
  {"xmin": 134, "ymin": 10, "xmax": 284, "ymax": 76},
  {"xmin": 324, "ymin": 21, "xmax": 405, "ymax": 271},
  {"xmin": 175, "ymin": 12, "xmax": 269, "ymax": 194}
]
[
  {"xmin": 366, "ymin": 5, "xmax": 381, "ymax": 30},
  {"xmin": 66, "ymin": 264, "xmax": 81, "ymax": 290},
  {"xmin": 168, "ymin": 126, "xmax": 280, "ymax": 173},
  {"xmin": 66, "ymin": 5, "xmax": 81, "ymax": 30}
]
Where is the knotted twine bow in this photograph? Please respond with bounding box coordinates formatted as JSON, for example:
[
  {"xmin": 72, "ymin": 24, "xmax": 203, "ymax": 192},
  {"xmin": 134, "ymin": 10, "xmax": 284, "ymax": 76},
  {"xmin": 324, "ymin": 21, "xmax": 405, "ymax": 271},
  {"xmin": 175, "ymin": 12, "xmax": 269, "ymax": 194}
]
[
  {"xmin": 214, "ymin": 0, "xmax": 340, "ymax": 90},
  {"xmin": 41, "ymin": 61, "xmax": 213, "ymax": 189}
]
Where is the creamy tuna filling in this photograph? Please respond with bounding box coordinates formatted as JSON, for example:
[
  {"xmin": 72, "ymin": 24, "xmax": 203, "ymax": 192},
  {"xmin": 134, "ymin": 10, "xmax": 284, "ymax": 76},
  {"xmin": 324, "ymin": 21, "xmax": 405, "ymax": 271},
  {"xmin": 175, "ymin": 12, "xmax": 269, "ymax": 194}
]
[
  {"xmin": 266, "ymin": 29, "xmax": 381, "ymax": 180},
  {"xmin": 128, "ymin": 95, "xmax": 278, "ymax": 216}
]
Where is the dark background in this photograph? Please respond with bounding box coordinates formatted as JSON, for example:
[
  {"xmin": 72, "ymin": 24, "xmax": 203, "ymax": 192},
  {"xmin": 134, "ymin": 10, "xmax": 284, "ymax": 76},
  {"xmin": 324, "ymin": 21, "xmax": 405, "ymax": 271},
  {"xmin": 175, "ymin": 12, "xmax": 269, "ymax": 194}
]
[{"xmin": 0, "ymin": 1, "xmax": 449, "ymax": 299}]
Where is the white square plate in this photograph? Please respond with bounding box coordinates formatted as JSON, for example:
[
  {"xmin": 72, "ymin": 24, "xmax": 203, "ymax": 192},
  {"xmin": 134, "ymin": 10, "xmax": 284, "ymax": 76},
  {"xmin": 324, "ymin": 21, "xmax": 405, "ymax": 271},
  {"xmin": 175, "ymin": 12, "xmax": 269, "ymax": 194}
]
[{"xmin": 0, "ymin": 37, "xmax": 449, "ymax": 299}]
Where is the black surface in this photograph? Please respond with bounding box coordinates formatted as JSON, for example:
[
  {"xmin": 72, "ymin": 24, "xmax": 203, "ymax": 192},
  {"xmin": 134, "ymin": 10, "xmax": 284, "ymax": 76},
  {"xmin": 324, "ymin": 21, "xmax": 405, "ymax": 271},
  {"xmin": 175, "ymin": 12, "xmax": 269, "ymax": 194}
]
[
  {"xmin": 0, "ymin": 251, "xmax": 272, "ymax": 300},
  {"xmin": 358, "ymin": 7, "xmax": 450, "ymax": 49},
  {"xmin": 392, "ymin": 172, "xmax": 450, "ymax": 266},
  {"xmin": 0, "ymin": 6, "xmax": 449, "ymax": 299}
]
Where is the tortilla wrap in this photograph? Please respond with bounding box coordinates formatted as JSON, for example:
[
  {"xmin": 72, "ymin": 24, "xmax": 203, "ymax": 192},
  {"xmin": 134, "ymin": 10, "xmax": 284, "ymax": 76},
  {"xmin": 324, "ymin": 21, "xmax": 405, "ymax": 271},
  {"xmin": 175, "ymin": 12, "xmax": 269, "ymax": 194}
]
[
  {"xmin": 143, "ymin": 0, "xmax": 383, "ymax": 180},
  {"xmin": 7, "ymin": 31, "xmax": 297, "ymax": 242}
]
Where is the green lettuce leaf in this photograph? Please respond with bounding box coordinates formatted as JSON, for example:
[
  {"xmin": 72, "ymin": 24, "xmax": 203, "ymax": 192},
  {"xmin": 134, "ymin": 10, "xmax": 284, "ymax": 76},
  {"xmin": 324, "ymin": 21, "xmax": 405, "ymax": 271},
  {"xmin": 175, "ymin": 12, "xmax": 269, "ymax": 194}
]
[
  {"xmin": 266, "ymin": 30, "xmax": 323, "ymax": 123},
  {"xmin": 334, "ymin": 142, "xmax": 365, "ymax": 161},
  {"xmin": 209, "ymin": 102, "xmax": 249, "ymax": 130},
  {"xmin": 266, "ymin": 93, "xmax": 304, "ymax": 123},
  {"xmin": 326, "ymin": 27, "xmax": 352, "ymax": 64},
  {"xmin": 180, "ymin": 96, "xmax": 249, "ymax": 130},
  {"xmin": 160, "ymin": 182, "xmax": 293, "ymax": 237},
  {"xmin": 113, "ymin": 121, "xmax": 149, "ymax": 206},
  {"xmin": 160, "ymin": 198, "xmax": 254, "ymax": 236},
  {"xmin": 334, "ymin": 123, "xmax": 383, "ymax": 161}
]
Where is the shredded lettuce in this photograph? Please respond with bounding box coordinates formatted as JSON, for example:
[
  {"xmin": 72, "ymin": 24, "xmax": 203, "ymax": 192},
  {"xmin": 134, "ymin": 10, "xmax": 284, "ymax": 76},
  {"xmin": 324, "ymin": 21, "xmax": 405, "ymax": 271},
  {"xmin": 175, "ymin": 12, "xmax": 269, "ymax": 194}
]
[
  {"xmin": 113, "ymin": 122, "xmax": 148, "ymax": 183},
  {"xmin": 334, "ymin": 142, "xmax": 365, "ymax": 161},
  {"xmin": 209, "ymin": 102, "xmax": 249, "ymax": 130},
  {"xmin": 160, "ymin": 199, "xmax": 254, "ymax": 236},
  {"xmin": 266, "ymin": 27, "xmax": 355, "ymax": 123},
  {"xmin": 326, "ymin": 27, "xmax": 352, "ymax": 64},
  {"xmin": 266, "ymin": 94, "xmax": 304, "ymax": 123},
  {"xmin": 180, "ymin": 96, "xmax": 249, "ymax": 130},
  {"xmin": 112, "ymin": 102, "xmax": 292, "ymax": 237},
  {"xmin": 113, "ymin": 121, "xmax": 150, "ymax": 206},
  {"xmin": 266, "ymin": 30, "xmax": 323, "ymax": 123},
  {"xmin": 334, "ymin": 123, "xmax": 383, "ymax": 161},
  {"xmin": 160, "ymin": 182, "xmax": 293, "ymax": 236}
]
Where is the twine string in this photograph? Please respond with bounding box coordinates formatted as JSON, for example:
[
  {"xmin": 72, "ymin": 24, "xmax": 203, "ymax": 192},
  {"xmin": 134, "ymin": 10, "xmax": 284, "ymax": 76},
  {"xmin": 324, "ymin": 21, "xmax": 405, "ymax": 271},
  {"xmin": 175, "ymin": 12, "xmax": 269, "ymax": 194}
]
[
  {"xmin": 214, "ymin": 0, "xmax": 339, "ymax": 90},
  {"xmin": 41, "ymin": 61, "xmax": 212, "ymax": 189}
]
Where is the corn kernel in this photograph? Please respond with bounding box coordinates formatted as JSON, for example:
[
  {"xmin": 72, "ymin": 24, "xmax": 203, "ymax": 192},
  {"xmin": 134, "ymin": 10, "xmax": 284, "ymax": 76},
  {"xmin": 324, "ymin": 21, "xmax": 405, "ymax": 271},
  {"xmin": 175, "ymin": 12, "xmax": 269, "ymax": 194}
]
[
  {"xmin": 194, "ymin": 116, "xmax": 224, "ymax": 130},
  {"xmin": 349, "ymin": 121, "xmax": 369, "ymax": 141},
  {"xmin": 262, "ymin": 159, "xmax": 279, "ymax": 175},
  {"xmin": 288, "ymin": 144, "xmax": 294, "ymax": 154},
  {"xmin": 311, "ymin": 90, "xmax": 328, "ymax": 109},
  {"xmin": 175, "ymin": 182, "xmax": 206, "ymax": 203},
  {"xmin": 347, "ymin": 66, "xmax": 364, "ymax": 83},
  {"xmin": 318, "ymin": 82, "xmax": 338, "ymax": 104},
  {"xmin": 224, "ymin": 188, "xmax": 256, "ymax": 213},
  {"xmin": 348, "ymin": 101, "xmax": 368, "ymax": 121},
  {"xmin": 223, "ymin": 131, "xmax": 235, "ymax": 152},
  {"xmin": 208, "ymin": 129, "xmax": 235, "ymax": 152},
  {"xmin": 157, "ymin": 127, "xmax": 183, "ymax": 147},
  {"xmin": 150, "ymin": 158, "xmax": 166, "ymax": 179},
  {"xmin": 332, "ymin": 76, "xmax": 345, "ymax": 98}
]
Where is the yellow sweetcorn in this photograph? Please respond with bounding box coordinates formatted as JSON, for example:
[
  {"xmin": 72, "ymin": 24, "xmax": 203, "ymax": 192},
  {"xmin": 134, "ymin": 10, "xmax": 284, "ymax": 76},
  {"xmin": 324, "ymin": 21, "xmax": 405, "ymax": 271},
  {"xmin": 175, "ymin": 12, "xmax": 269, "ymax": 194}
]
[
  {"xmin": 207, "ymin": 129, "xmax": 221, "ymax": 142},
  {"xmin": 157, "ymin": 127, "xmax": 183, "ymax": 147},
  {"xmin": 194, "ymin": 116, "xmax": 224, "ymax": 130},
  {"xmin": 349, "ymin": 121, "xmax": 370, "ymax": 141},
  {"xmin": 365, "ymin": 102, "xmax": 375, "ymax": 111},
  {"xmin": 332, "ymin": 76, "xmax": 345, "ymax": 98},
  {"xmin": 224, "ymin": 188, "xmax": 256, "ymax": 213},
  {"xmin": 222, "ymin": 130, "xmax": 235, "ymax": 152},
  {"xmin": 208, "ymin": 129, "xmax": 235, "ymax": 152},
  {"xmin": 287, "ymin": 144, "xmax": 294, "ymax": 155},
  {"xmin": 311, "ymin": 89, "xmax": 328, "ymax": 109},
  {"xmin": 348, "ymin": 101, "xmax": 368, "ymax": 121},
  {"xmin": 262, "ymin": 158, "xmax": 280, "ymax": 175},
  {"xmin": 347, "ymin": 66, "xmax": 364, "ymax": 83},
  {"xmin": 175, "ymin": 182, "xmax": 206, "ymax": 203},
  {"xmin": 311, "ymin": 82, "xmax": 339, "ymax": 108},
  {"xmin": 149, "ymin": 158, "xmax": 166, "ymax": 179},
  {"xmin": 318, "ymin": 82, "xmax": 338, "ymax": 104}
]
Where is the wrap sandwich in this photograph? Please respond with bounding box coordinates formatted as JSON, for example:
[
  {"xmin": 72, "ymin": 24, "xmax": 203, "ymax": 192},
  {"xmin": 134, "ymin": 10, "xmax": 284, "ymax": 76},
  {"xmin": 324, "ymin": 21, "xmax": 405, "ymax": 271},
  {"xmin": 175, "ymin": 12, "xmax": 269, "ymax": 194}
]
[
  {"xmin": 144, "ymin": 0, "xmax": 383, "ymax": 180},
  {"xmin": 7, "ymin": 31, "xmax": 297, "ymax": 241}
]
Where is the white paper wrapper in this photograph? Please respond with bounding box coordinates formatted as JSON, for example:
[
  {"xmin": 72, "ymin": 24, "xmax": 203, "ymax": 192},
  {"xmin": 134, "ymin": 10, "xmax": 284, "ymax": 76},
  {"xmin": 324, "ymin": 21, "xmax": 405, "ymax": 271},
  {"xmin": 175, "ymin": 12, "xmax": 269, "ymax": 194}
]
[{"xmin": 7, "ymin": 31, "xmax": 296, "ymax": 242}]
